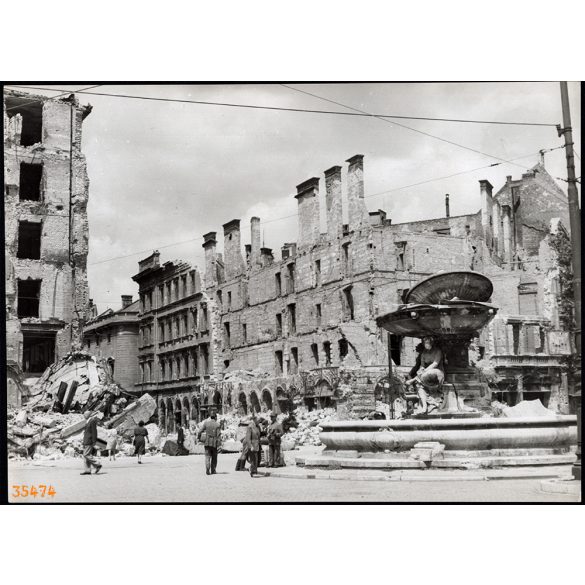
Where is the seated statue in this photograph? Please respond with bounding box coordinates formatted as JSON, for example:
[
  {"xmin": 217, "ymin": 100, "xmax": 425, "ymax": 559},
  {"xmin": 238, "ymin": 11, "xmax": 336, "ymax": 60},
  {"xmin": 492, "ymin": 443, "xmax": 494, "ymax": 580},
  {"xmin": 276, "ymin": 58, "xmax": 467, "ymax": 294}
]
[{"xmin": 405, "ymin": 336, "xmax": 445, "ymax": 414}]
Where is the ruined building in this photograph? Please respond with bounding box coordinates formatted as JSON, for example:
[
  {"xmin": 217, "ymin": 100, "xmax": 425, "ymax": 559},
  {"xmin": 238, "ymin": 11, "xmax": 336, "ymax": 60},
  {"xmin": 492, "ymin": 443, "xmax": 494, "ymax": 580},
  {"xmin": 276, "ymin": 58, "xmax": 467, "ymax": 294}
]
[
  {"xmin": 4, "ymin": 89, "xmax": 92, "ymax": 405},
  {"xmin": 82, "ymin": 295, "xmax": 140, "ymax": 392},
  {"xmin": 132, "ymin": 155, "xmax": 573, "ymax": 431}
]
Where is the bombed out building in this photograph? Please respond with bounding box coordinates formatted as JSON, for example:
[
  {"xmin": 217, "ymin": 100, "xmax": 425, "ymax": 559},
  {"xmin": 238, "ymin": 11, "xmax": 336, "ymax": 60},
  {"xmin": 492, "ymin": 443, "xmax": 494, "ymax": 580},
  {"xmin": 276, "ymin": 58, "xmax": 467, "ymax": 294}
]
[
  {"xmin": 132, "ymin": 155, "xmax": 574, "ymax": 432},
  {"xmin": 4, "ymin": 89, "xmax": 93, "ymax": 406}
]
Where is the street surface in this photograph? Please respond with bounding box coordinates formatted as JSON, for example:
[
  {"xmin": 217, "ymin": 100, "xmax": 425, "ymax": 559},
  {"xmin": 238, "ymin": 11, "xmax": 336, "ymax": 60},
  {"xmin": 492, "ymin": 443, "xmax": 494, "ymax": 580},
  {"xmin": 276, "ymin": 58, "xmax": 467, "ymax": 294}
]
[{"xmin": 8, "ymin": 452, "xmax": 580, "ymax": 503}]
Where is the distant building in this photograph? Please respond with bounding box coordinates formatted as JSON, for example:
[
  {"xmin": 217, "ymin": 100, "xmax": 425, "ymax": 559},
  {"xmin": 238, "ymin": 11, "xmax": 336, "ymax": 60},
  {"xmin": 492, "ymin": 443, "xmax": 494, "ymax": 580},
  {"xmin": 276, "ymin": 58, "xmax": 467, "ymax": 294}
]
[
  {"xmin": 82, "ymin": 296, "xmax": 140, "ymax": 391},
  {"xmin": 4, "ymin": 89, "xmax": 92, "ymax": 399},
  {"xmin": 132, "ymin": 155, "xmax": 573, "ymax": 432}
]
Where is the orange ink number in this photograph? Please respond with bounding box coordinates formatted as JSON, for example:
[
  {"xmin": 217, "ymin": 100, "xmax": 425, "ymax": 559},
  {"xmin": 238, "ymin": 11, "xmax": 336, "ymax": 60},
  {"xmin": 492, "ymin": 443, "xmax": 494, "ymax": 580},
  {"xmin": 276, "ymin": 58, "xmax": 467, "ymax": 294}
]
[{"xmin": 12, "ymin": 484, "xmax": 56, "ymax": 498}]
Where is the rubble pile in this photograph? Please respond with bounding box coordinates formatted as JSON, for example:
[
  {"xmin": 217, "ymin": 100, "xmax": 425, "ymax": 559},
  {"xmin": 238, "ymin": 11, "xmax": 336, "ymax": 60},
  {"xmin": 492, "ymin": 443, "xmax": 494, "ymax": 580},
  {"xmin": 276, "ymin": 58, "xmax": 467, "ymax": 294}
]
[
  {"xmin": 281, "ymin": 408, "xmax": 336, "ymax": 448},
  {"xmin": 7, "ymin": 352, "xmax": 157, "ymax": 461}
]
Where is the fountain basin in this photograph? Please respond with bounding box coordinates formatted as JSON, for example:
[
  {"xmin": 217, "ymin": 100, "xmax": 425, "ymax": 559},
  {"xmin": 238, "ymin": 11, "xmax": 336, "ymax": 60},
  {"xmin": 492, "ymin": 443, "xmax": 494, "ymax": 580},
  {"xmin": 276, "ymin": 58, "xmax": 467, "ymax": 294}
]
[{"xmin": 319, "ymin": 416, "xmax": 577, "ymax": 452}]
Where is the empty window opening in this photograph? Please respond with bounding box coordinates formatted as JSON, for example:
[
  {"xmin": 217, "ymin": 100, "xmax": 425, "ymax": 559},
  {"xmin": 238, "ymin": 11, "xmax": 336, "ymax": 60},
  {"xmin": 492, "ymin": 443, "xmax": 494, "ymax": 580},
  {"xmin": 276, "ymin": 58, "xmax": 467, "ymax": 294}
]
[
  {"xmin": 18, "ymin": 279, "xmax": 41, "ymax": 318},
  {"xmin": 323, "ymin": 341, "xmax": 332, "ymax": 366},
  {"xmin": 6, "ymin": 97, "xmax": 43, "ymax": 146},
  {"xmin": 227, "ymin": 290, "xmax": 232, "ymax": 310},
  {"xmin": 286, "ymin": 263, "xmax": 296, "ymax": 293},
  {"xmin": 224, "ymin": 322, "xmax": 231, "ymax": 347},
  {"xmin": 311, "ymin": 343, "xmax": 319, "ymax": 366},
  {"xmin": 314, "ymin": 259, "xmax": 321, "ymax": 286},
  {"xmin": 389, "ymin": 334, "xmax": 402, "ymax": 365},
  {"xmin": 22, "ymin": 331, "xmax": 55, "ymax": 373},
  {"xmin": 275, "ymin": 272, "xmax": 282, "ymax": 296},
  {"xmin": 433, "ymin": 227, "xmax": 451, "ymax": 236},
  {"xmin": 224, "ymin": 359, "xmax": 230, "ymax": 370},
  {"xmin": 342, "ymin": 287, "xmax": 355, "ymax": 321},
  {"xmin": 338, "ymin": 338, "xmax": 349, "ymax": 359},
  {"xmin": 288, "ymin": 303, "xmax": 296, "ymax": 334},
  {"xmin": 17, "ymin": 221, "xmax": 42, "ymax": 259},
  {"xmin": 291, "ymin": 347, "xmax": 299, "ymax": 374},
  {"xmin": 276, "ymin": 313, "xmax": 283, "ymax": 336},
  {"xmin": 315, "ymin": 303, "xmax": 322, "ymax": 326},
  {"xmin": 342, "ymin": 242, "xmax": 351, "ymax": 274},
  {"xmin": 217, "ymin": 289, "xmax": 223, "ymax": 308},
  {"xmin": 242, "ymin": 323, "xmax": 247, "ymax": 343},
  {"xmin": 275, "ymin": 350, "xmax": 284, "ymax": 374},
  {"xmin": 19, "ymin": 162, "xmax": 43, "ymax": 201}
]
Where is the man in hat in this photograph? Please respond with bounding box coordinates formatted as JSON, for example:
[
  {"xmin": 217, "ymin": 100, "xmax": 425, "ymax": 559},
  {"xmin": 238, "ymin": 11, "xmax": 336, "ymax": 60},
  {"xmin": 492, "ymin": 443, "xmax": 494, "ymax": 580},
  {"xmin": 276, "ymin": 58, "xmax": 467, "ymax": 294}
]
[
  {"xmin": 198, "ymin": 409, "xmax": 221, "ymax": 475},
  {"xmin": 80, "ymin": 411, "xmax": 102, "ymax": 475},
  {"xmin": 405, "ymin": 336, "xmax": 444, "ymax": 414},
  {"xmin": 267, "ymin": 413, "xmax": 284, "ymax": 468},
  {"xmin": 244, "ymin": 413, "xmax": 261, "ymax": 477}
]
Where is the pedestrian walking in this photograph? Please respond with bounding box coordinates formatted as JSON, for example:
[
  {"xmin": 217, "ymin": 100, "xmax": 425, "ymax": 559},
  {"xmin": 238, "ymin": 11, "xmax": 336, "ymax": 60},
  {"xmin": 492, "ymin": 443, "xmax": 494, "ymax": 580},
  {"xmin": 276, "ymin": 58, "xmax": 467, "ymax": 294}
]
[
  {"xmin": 267, "ymin": 413, "xmax": 283, "ymax": 468},
  {"xmin": 198, "ymin": 409, "xmax": 221, "ymax": 475},
  {"xmin": 80, "ymin": 411, "xmax": 102, "ymax": 476},
  {"xmin": 133, "ymin": 420, "xmax": 149, "ymax": 464},
  {"xmin": 245, "ymin": 413, "xmax": 261, "ymax": 477},
  {"xmin": 106, "ymin": 428, "xmax": 118, "ymax": 461}
]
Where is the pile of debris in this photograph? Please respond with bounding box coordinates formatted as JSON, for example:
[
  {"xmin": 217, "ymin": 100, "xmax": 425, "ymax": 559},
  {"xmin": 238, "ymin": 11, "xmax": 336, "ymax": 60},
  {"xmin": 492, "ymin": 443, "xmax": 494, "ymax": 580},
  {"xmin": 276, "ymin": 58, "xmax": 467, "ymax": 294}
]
[
  {"xmin": 280, "ymin": 408, "xmax": 335, "ymax": 448},
  {"xmin": 8, "ymin": 351, "xmax": 157, "ymax": 460}
]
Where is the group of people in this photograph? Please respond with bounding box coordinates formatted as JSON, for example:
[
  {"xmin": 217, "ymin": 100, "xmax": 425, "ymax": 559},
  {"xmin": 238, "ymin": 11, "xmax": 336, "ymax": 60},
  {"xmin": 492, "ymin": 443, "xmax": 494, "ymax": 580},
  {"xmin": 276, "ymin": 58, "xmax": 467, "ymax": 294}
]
[{"xmin": 198, "ymin": 409, "xmax": 283, "ymax": 477}]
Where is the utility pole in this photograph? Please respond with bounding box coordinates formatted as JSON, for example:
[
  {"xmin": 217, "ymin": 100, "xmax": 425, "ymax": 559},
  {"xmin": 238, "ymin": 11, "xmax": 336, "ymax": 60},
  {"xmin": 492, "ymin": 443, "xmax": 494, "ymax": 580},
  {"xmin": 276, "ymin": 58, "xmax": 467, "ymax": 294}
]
[{"xmin": 558, "ymin": 81, "xmax": 581, "ymax": 481}]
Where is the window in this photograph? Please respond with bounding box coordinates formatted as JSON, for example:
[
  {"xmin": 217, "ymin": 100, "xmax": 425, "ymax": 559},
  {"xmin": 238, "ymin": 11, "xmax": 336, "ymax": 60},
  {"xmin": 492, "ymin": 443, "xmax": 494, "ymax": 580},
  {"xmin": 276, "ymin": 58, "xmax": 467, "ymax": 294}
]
[
  {"xmin": 242, "ymin": 323, "xmax": 247, "ymax": 343},
  {"xmin": 183, "ymin": 314, "xmax": 189, "ymax": 336},
  {"xmin": 275, "ymin": 272, "xmax": 282, "ymax": 296},
  {"xmin": 276, "ymin": 313, "xmax": 283, "ymax": 336},
  {"xmin": 433, "ymin": 227, "xmax": 451, "ymax": 236},
  {"xmin": 314, "ymin": 259, "xmax": 321, "ymax": 286},
  {"xmin": 19, "ymin": 162, "xmax": 43, "ymax": 201},
  {"xmin": 6, "ymin": 97, "xmax": 43, "ymax": 146},
  {"xmin": 201, "ymin": 306, "xmax": 208, "ymax": 331},
  {"xmin": 290, "ymin": 347, "xmax": 299, "ymax": 374},
  {"xmin": 518, "ymin": 282, "xmax": 538, "ymax": 315},
  {"xmin": 159, "ymin": 285, "xmax": 165, "ymax": 306},
  {"xmin": 342, "ymin": 286, "xmax": 355, "ymax": 321},
  {"xmin": 160, "ymin": 360, "xmax": 166, "ymax": 381},
  {"xmin": 181, "ymin": 275, "xmax": 188, "ymax": 298},
  {"xmin": 191, "ymin": 272, "xmax": 197, "ymax": 295},
  {"xmin": 17, "ymin": 221, "xmax": 42, "ymax": 259},
  {"xmin": 338, "ymin": 338, "xmax": 348, "ymax": 359},
  {"xmin": 217, "ymin": 289, "xmax": 223, "ymax": 309},
  {"xmin": 323, "ymin": 341, "xmax": 332, "ymax": 366},
  {"xmin": 286, "ymin": 263, "xmax": 295, "ymax": 293},
  {"xmin": 315, "ymin": 303, "xmax": 322, "ymax": 327},
  {"xmin": 342, "ymin": 242, "xmax": 351, "ymax": 274},
  {"xmin": 288, "ymin": 303, "xmax": 296, "ymax": 334},
  {"xmin": 107, "ymin": 334, "xmax": 112, "ymax": 344},
  {"xmin": 389, "ymin": 334, "xmax": 402, "ymax": 365},
  {"xmin": 18, "ymin": 279, "xmax": 41, "ymax": 318},
  {"xmin": 275, "ymin": 350, "xmax": 284, "ymax": 374},
  {"xmin": 224, "ymin": 322, "xmax": 231, "ymax": 348},
  {"xmin": 224, "ymin": 359, "xmax": 230, "ymax": 370},
  {"xmin": 227, "ymin": 291, "xmax": 232, "ymax": 311},
  {"xmin": 311, "ymin": 343, "xmax": 319, "ymax": 366},
  {"xmin": 159, "ymin": 323, "xmax": 165, "ymax": 342},
  {"xmin": 22, "ymin": 331, "xmax": 55, "ymax": 373},
  {"xmin": 201, "ymin": 344, "xmax": 209, "ymax": 375}
]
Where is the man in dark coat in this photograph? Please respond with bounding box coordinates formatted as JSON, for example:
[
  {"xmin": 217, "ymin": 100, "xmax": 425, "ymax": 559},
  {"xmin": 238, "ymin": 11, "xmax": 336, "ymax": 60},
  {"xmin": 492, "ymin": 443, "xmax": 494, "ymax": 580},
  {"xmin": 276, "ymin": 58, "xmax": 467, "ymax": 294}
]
[
  {"xmin": 81, "ymin": 411, "xmax": 102, "ymax": 475},
  {"xmin": 198, "ymin": 409, "xmax": 221, "ymax": 475},
  {"xmin": 267, "ymin": 413, "xmax": 283, "ymax": 468},
  {"xmin": 245, "ymin": 414, "xmax": 261, "ymax": 477}
]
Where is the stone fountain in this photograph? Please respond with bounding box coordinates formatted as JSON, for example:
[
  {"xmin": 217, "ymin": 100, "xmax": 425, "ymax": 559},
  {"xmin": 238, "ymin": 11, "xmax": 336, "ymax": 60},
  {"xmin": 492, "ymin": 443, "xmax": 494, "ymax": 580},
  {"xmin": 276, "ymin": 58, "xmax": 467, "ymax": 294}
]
[{"xmin": 296, "ymin": 271, "xmax": 577, "ymax": 471}]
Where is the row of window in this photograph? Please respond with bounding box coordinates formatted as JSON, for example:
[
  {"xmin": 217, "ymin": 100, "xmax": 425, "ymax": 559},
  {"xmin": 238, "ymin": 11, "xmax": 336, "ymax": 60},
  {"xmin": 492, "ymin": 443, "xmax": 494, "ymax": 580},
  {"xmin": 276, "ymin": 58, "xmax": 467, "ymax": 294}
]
[
  {"xmin": 140, "ymin": 273, "xmax": 199, "ymax": 312},
  {"xmin": 272, "ymin": 339, "xmax": 350, "ymax": 374},
  {"xmin": 140, "ymin": 344, "xmax": 211, "ymax": 383}
]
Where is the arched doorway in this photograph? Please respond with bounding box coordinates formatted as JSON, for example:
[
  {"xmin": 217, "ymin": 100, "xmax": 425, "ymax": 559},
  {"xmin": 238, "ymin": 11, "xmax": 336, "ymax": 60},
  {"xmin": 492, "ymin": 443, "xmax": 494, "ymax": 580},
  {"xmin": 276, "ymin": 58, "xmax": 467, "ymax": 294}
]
[
  {"xmin": 261, "ymin": 388, "xmax": 273, "ymax": 412},
  {"xmin": 175, "ymin": 398, "xmax": 182, "ymax": 427},
  {"xmin": 249, "ymin": 391, "xmax": 261, "ymax": 414},
  {"xmin": 238, "ymin": 392, "xmax": 248, "ymax": 416},
  {"xmin": 212, "ymin": 390, "xmax": 222, "ymax": 413},
  {"xmin": 276, "ymin": 386, "xmax": 289, "ymax": 414},
  {"xmin": 159, "ymin": 401, "xmax": 167, "ymax": 433},
  {"xmin": 191, "ymin": 396, "xmax": 200, "ymax": 423},
  {"xmin": 166, "ymin": 399, "xmax": 175, "ymax": 434},
  {"xmin": 182, "ymin": 397, "xmax": 190, "ymax": 426}
]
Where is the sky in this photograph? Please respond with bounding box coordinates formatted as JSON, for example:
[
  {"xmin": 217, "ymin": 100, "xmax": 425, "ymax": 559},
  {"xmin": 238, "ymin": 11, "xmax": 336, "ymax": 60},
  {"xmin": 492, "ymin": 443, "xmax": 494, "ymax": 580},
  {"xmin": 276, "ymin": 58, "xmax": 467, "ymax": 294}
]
[{"xmin": 6, "ymin": 82, "xmax": 581, "ymax": 313}]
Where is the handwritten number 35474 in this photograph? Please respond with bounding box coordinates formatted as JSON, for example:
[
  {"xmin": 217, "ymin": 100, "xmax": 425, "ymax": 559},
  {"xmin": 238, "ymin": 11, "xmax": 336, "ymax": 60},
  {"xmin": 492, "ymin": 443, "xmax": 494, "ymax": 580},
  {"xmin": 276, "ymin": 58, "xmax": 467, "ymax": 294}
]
[{"xmin": 12, "ymin": 485, "xmax": 56, "ymax": 498}]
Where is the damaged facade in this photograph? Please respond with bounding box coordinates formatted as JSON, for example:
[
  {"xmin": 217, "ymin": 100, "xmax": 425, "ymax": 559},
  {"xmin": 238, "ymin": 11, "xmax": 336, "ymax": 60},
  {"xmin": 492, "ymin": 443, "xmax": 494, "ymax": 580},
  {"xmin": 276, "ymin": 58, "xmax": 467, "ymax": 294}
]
[
  {"xmin": 131, "ymin": 155, "xmax": 574, "ymax": 430},
  {"xmin": 82, "ymin": 295, "xmax": 140, "ymax": 392},
  {"xmin": 4, "ymin": 89, "xmax": 92, "ymax": 405}
]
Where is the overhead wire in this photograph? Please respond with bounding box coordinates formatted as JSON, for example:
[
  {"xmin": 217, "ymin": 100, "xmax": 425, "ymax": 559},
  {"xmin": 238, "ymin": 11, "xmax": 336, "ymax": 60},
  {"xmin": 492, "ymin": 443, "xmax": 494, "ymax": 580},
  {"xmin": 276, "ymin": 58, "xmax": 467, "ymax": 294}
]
[
  {"xmin": 5, "ymin": 85, "xmax": 103, "ymax": 112},
  {"xmin": 4, "ymin": 84, "xmax": 559, "ymax": 127}
]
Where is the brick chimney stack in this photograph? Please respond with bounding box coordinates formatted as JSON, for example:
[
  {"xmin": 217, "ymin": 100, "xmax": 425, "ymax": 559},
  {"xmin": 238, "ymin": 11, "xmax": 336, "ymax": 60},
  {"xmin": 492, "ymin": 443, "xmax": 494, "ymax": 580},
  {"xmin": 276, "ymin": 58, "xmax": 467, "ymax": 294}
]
[
  {"xmin": 346, "ymin": 154, "xmax": 369, "ymax": 231},
  {"xmin": 223, "ymin": 219, "xmax": 245, "ymax": 280},
  {"xmin": 479, "ymin": 179, "xmax": 494, "ymax": 247},
  {"xmin": 324, "ymin": 165, "xmax": 343, "ymax": 239},
  {"xmin": 121, "ymin": 295, "xmax": 133, "ymax": 308},
  {"xmin": 295, "ymin": 177, "xmax": 320, "ymax": 248},
  {"xmin": 202, "ymin": 231, "xmax": 217, "ymax": 287},
  {"xmin": 250, "ymin": 216, "xmax": 261, "ymax": 268}
]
